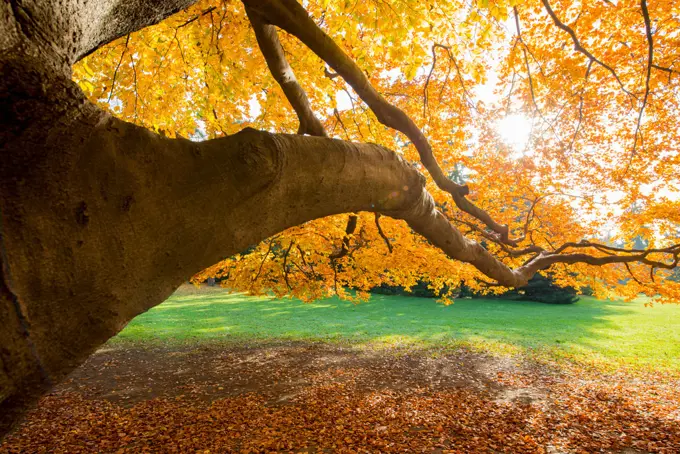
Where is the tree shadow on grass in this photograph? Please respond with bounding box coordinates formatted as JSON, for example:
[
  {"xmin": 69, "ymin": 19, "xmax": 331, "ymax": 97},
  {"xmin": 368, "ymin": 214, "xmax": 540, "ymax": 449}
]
[{"xmin": 116, "ymin": 288, "xmax": 680, "ymax": 369}]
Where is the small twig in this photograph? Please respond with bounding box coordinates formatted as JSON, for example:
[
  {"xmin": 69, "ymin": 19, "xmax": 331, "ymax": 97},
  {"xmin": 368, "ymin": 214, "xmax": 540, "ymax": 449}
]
[
  {"xmin": 627, "ymin": 0, "xmax": 654, "ymax": 171},
  {"xmin": 569, "ymin": 60, "xmax": 593, "ymax": 151},
  {"xmin": 431, "ymin": 44, "xmax": 477, "ymax": 112},
  {"xmin": 296, "ymin": 245, "xmax": 318, "ymax": 279},
  {"xmin": 333, "ymin": 108, "xmax": 350, "ymax": 140},
  {"xmin": 282, "ymin": 240, "xmax": 295, "ymax": 290},
  {"xmin": 423, "ymin": 45, "xmax": 438, "ymax": 119},
  {"xmin": 128, "ymin": 52, "xmax": 139, "ymax": 121},
  {"xmin": 177, "ymin": 6, "xmax": 216, "ymax": 29},
  {"xmin": 251, "ymin": 237, "xmax": 278, "ymax": 287},
  {"xmin": 514, "ymin": 9, "xmax": 564, "ymax": 147},
  {"xmin": 652, "ymin": 64, "xmax": 677, "ymax": 77},
  {"xmin": 107, "ymin": 34, "xmax": 130, "ymax": 103}
]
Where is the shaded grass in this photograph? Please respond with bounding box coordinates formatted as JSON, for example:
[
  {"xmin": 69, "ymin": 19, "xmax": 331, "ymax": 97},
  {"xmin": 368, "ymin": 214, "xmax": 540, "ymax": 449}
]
[{"xmin": 114, "ymin": 286, "xmax": 680, "ymax": 371}]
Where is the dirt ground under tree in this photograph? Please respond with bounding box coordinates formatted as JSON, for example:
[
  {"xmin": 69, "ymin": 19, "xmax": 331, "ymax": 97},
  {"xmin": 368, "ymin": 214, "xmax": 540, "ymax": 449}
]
[{"xmin": 1, "ymin": 343, "xmax": 679, "ymax": 453}]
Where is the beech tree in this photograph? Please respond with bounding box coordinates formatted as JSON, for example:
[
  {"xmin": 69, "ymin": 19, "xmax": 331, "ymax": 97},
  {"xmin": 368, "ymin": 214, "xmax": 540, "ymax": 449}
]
[{"xmin": 1, "ymin": 0, "xmax": 679, "ymax": 434}]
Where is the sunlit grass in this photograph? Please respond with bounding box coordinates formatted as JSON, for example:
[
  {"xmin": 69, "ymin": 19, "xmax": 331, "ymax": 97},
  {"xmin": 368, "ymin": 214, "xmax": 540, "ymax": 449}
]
[{"xmin": 113, "ymin": 287, "xmax": 680, "ymax": 371}]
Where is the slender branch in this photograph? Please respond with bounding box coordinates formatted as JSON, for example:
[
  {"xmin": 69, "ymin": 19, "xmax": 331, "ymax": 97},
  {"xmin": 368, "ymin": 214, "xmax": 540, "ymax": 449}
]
[
  {"xmin": 245, "ymin": 6, "xmax": 327, "ymax": 137},
  {"xmin": 624, "ymin": 262, "xmax": 644, "ymax": 285},
  {"xmin": 107, "ymin": 34, "xmax": 130, "ymax": 103},
  {"xmin": 296, "ymin": 245, "xmax": 317, "ymax": 279},
  {"xmin": 290, "ymin": 259, "xmax": 312, "ymax": 280},
  {"xmin": 404, "ymin": 194, "xmax": 679, "ymax": 287},
  {"xmin": 438, "ymin": 63, "xmax": 453, "ymax": 104},
  {"xmin": 570, "ymin": 59, "xmax": 593, "ymax": 151},
  {"xmin": 374, "ymin": 213, "xmax": 393, "ymax": 253},
  {"xmin": 515, "ymin": 195, "xmax": 545, "ymax": 243},
  {"xmin": 432, "ymin": 44, "xmax": 477, "ymax": 112},
  {"xmin": 628, "ymin": 0, "xmax": 654, "ymax": 170},
  {"xmin": 176, "ymin": 6, "xmax": 216, "ymax": 29},
  {"xmin": 425, "ymin": 43, "xmax": 476, "ymax": 115},
  {"xmin": 330, "ymin": 214, "xmax": 358, "ymax": 260},
  {"xmin": 539, "ymin": 0, "xmax": 635, "ymax": 100},
  {"xmin": 251, "ymin": 237, "xmax": 278, "ymax": 287},
  {"xmin": 514, "ymin": 12, "xmax": 539, "ymax": 114},
  {"xmin": 454, "ymin": 218, "xmax": 542, "ymax": 258},
  {"xmin": 332, "ymin": 108, "xmax": 350, "ymax": 139},
  {"xmin": 423, "ymin": 45, "xmax": 438, "ymax": 119},
  {"xmin": 514, "ymin": 9, "xmax": 565, "ymax": 148},
  {"xmin": 652, "ymin": 64, "xmax": 677, "ymax": 76},
  {"xmin": 282, "ymin": 240, "xmax": 295, "ymax": 290},
  {"xmin": 129, "ymin": 51, "xmax": 139, "ymax": 121},
  {"xmin": 553, "ymin": 241, "xmax": 680, "ymax": 256}
]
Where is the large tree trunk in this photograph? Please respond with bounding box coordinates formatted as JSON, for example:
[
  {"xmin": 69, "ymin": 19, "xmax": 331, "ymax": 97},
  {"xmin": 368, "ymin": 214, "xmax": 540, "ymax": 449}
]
[{"xmin": 0, "ymin": 19, "xmax": 432, "ymax": 432}]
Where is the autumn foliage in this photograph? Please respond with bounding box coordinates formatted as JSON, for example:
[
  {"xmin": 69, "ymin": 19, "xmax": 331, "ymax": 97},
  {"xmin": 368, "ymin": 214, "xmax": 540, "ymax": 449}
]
[
  {"xmin": 3, "ymin": 345, "xmax": 679, "ymax": 452},
  {"xmin": 72, "ymin": 0, "xmax": 680, "ymax": 303}
]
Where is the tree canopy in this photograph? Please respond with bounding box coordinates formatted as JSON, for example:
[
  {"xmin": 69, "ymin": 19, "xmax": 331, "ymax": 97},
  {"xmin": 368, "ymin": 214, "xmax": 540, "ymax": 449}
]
[{"xmin": 72, "ymin": 0, "xmax": 680, "ymax": 303}]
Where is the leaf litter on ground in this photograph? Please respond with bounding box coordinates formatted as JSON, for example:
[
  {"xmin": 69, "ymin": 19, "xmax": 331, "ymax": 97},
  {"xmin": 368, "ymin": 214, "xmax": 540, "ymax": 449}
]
[{"xmin": 1, "ymin": 343, "xmax": 678, "ymax": 453}]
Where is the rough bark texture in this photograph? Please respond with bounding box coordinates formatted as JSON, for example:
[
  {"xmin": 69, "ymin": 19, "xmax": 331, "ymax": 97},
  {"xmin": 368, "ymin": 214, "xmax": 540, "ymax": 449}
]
[
  {"xmin": 0, "ymin": 3, "xmax": 428, "ymax": 430},
  {"xmin": 4, "ymin": 0, "xmax": 198, "ymax": 64}
]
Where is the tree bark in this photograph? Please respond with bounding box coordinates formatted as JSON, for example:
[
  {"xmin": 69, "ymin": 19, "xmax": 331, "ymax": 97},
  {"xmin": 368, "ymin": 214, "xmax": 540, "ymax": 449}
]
[
  {"xmin": 245, "ymin": 6, "xmax": 327, "ymax": 137},
  {"xmin": 0, "ymin": 34, "xmax": 428, "ymax": 433}
]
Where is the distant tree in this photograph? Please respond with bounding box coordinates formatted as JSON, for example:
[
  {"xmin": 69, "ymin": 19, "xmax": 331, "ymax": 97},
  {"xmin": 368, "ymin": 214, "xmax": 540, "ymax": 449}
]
[{"xmin": 500, "ymin": 274, "xmax": 579, "ymax": 305}]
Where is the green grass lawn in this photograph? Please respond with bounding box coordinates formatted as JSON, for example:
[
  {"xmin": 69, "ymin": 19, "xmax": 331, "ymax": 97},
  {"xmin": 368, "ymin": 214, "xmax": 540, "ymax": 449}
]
[{"xmin": 114, "ymin": 286, "xmax": 680, "ymax": 371}]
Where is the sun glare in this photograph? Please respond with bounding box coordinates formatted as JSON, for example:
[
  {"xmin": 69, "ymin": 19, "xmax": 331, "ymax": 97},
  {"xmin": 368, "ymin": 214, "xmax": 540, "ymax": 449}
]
[{"xmin": 496, "ymin": 114, "xmax": 533, "ymax": 155}]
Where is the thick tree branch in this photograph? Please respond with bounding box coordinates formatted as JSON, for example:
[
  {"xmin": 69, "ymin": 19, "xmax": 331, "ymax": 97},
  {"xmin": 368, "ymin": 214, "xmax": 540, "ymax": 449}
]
[
  {"xmin": 245, "ymin": 7, "xmax": 327, "ymax": 137},
  {"xmin": 0, "ymin": 75, "xmax": 428, "ymax": 429},
  {"xmin": 242, "ymin": 0, "xmax": 467, "ymax": 196},
  {"xmin": 242, "ymin": 0, "xmax": 525, "ymax": 246}
]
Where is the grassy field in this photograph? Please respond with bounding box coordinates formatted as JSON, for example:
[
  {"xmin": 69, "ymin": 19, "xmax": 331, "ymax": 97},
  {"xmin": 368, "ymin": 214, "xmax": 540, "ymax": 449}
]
[{"xmin": 114, "ymin": 286, "xmax": 680, "ymax": 371}]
